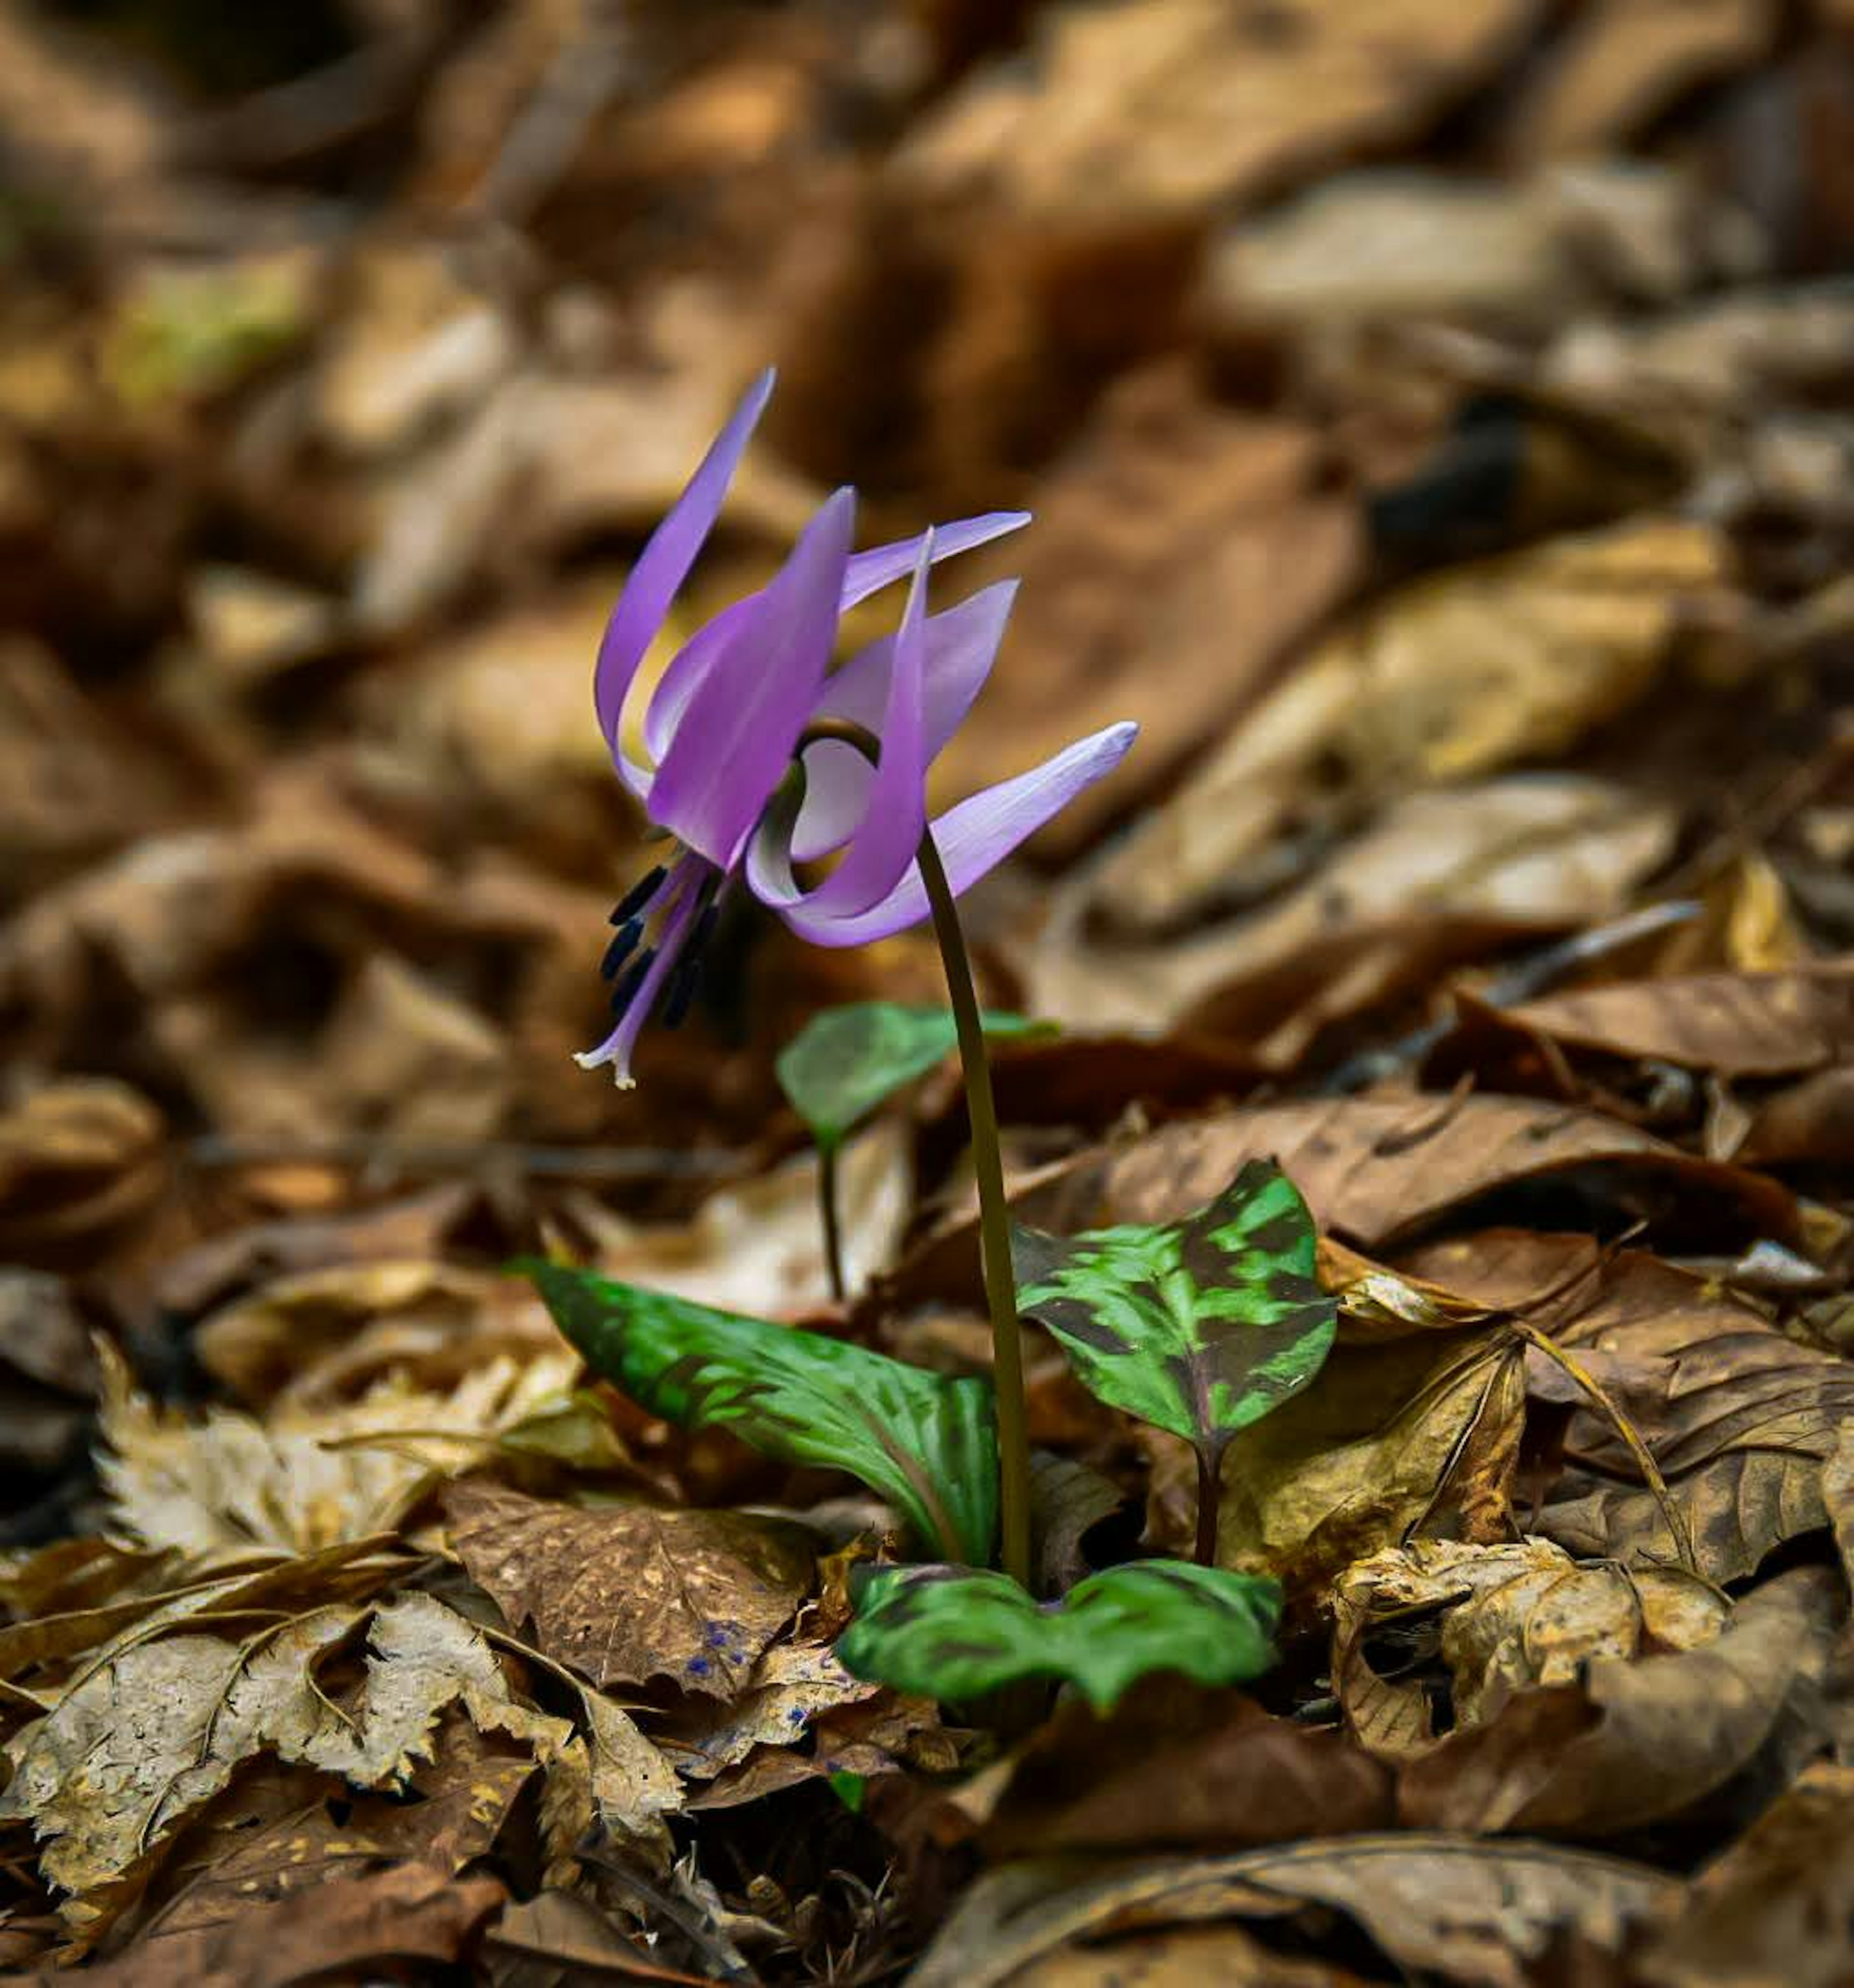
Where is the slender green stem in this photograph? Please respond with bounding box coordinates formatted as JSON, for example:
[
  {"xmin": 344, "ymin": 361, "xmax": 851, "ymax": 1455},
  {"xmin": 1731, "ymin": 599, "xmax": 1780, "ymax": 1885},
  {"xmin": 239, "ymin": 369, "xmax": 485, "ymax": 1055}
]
[
  {"xmin": 914, "ymin": 830, "xmax": 1033, "ymax": 1593},
  {"xmin": 792, "ymin": 718, "xmax": 1033, "ymax": 1591},
  {"xmin": 818, "ymin": 1140, "xmax": 847, "ymax": 1304}
]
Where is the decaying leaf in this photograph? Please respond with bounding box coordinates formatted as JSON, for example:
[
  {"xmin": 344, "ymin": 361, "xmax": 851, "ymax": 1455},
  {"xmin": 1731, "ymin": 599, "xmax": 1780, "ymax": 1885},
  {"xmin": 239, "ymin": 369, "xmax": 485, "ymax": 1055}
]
[
  {"xmin": 1332, "ymin": 1537, "xmax": 1728, "ymax": 1761},
  {"xmin": 1636, "ymin": 1762, "xmax": 1854, "ymax": 1988},
  {"xmin": 446, "ymin": 1480, "xmax": 813, "ymax": 1697},
  {"xmin": 1437, "ymin": 963, "xmax": 1854, "ymax": 1080},
  {"xmin": 1405, "ymin": 1233, "xmax": 1854, "ymax": 1580},
  {"xmin": 897, "ymin": 0, "xmax": 1540, "ymax": 220},
  {"xmin": 60, "ymin": 1862, "xmax": 506, "ymax": 1988},
  {"xmin": 137, "ymin": 1721, "xmax": 537, "ymax": 1943},
  {"xmin": 564, "ymin": 1118, "xmax": 914, "ymax": 1313},
  {"xmin": 1399, "ymin": 1567, "xmax": 1840, "ymax": 1834},
  {"xmin": 98, "ymin": 1341, "xmax": 578, "ymax": 1564},
  {"xmin": 0, "ymin": 1593, "xmax": 577, "ymax": 1928},
  {"xmin": 910, "ymin": 1836, "xmax": 1678, "ymax": 1988},
  {"xmin": 1093, "ymin": 517, "xmax": 1731, "ymax": 929},
  {"xmin": 980, "ymin": 1681, "xmax": 1392, "ymax": 1857},
  {"xmin": 658, "ymin": 1636, "xmax": 883, "ymax": 1781},
  {"xmin": 1216, "ymin": 1322, "xmax": 1525, "ymax": 1595}
]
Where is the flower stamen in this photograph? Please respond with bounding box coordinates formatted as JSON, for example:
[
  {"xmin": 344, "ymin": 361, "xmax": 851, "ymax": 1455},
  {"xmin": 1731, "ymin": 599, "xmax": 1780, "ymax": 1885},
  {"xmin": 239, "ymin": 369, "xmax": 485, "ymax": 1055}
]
[
  {"xmin": 601, "ymin": 919, "xmax": 644, "ymax": 980},
  {"xmin": 608, "ymin": 947, "xmax": 658, "ymax": 1017},
  {"xmin": 609, "ymin": 865, "xmax": 667, "ymax": 925}
]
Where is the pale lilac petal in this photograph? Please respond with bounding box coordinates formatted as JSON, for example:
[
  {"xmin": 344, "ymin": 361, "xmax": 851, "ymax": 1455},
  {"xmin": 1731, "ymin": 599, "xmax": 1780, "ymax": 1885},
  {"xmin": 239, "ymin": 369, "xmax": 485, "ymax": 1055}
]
[
  {"xmin": 642, "ymin": 598, "xmax": 748, "ymax": 764},
  {"xmin": 646, "ymin": 488, "xmax": 856, "ymax": 868},
  {"xmin": 762, "ymin": 722, "xmax": 1138, "ymax": 948},
  {"xmin": 646, "ymin": 518, "xmax": 1027, "ymax": 768},
  {"xmin": 593, "ymin": 368, "xmax": 774, "ymax": 761},
  {"xmin": 747, "ymin": 538, "xmax": 932, "ymax": 920},
  {"xmin": 839, "ymin": 512, "xmax": 1029, "ymax": 609},
  {"xmin": 790, "ymin": 580, "xmax": 1018, "ymax": 863}
]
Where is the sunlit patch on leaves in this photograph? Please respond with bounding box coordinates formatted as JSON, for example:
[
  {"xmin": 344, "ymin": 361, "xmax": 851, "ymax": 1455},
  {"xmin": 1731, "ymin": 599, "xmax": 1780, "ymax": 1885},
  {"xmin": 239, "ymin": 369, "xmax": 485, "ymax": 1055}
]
[
  {"xmin": 835, "ymin": 1561, "xmax": 1281, "ymax": 1713},
  {"xmin": 524, "ymin": 1260, "xmax": 997, "ymax": 1564},
  {"xmin": 1012, "ymin": 1160, "xmax": 1337, "ymax": 1488},
  {"xmin": 776, "ymin": 1001, "xmax": 1053, "ymax": 1152}
]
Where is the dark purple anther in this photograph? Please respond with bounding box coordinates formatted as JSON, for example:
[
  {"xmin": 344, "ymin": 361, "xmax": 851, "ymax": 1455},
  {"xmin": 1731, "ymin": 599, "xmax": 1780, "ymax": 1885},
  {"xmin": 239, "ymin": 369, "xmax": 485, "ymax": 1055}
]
[{"xmin": 609, "ymin": 866, "xmax": 667, "ymax": 924}]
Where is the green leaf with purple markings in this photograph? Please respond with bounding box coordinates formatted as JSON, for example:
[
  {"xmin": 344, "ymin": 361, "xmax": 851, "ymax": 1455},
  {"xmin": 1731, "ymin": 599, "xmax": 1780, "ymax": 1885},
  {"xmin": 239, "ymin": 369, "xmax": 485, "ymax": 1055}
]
[
  {"xmin": 524, "ymin": 1260, "xmax": 995, "ymax": 1565},
  {"xmin": 776, "ymin": 1002, "xmax": 1054, "ymax": 1154},
  {"xmin": 836, "ymin": 1560, "xmax": 1280, "ymax": 1711},
  {"xmin": 1011, "ymin": 1160, "xmax": 1336, "ymax": 1479}
]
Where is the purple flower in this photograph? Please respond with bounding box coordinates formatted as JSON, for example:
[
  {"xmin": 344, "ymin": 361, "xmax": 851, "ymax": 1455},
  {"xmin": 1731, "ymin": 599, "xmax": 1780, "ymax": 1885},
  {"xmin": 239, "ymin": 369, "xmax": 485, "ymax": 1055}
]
[{"xmin": 579, "ymin": 368, "xmax": 1137, "ymax": 1086}]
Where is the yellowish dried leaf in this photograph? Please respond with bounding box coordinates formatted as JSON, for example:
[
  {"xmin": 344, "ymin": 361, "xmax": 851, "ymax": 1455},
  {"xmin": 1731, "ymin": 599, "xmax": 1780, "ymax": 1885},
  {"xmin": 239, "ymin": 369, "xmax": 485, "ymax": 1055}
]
[{"xmin": 97, "ymin": 1342, "xmax": 578, "ymax": 1565}]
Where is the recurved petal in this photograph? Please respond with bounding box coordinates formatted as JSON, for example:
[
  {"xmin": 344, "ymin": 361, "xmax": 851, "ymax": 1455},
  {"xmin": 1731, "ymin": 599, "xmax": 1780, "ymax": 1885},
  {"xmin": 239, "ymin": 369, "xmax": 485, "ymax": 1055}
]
[
  {"xmin": 646, "ymin": 487, "xmax": 857, "ymax": 868},
  {"xmin": 762, "ymin": 720, "xmax": 1139, "ymax": 948},
  {"xmin": 593, "ymin": 368, "xmax": 773, "ymax": 766},
  {"xmin": 792, "ymin": 579, "xmax": 1018, "ymax": 863},
  {"xmin": 839, "ymin": 512, "xmax": 1029, "ymax": 608},
  {"xmin": 748, "ymin": 538, "xmax": 933, "ymax": 922}
]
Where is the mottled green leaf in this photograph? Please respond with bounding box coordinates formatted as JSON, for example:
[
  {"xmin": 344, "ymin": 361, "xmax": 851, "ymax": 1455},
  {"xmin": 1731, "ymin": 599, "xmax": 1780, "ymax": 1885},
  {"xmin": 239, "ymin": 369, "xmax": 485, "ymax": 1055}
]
[
  {"xmin": 1011, "ymin": 1160, "xmax": 1336, "ymax": 1472},
  {"xmin": 776, "ymin": 1002, "xmax": 1053, "ymax": 1152},
  {"xmin": 836, "ymin": 1561, "xmax": 1280, "ymax": 1712},
  {"xmin": 523, "ymin": 1260, "xmax": 995, "ymax": 1565}
]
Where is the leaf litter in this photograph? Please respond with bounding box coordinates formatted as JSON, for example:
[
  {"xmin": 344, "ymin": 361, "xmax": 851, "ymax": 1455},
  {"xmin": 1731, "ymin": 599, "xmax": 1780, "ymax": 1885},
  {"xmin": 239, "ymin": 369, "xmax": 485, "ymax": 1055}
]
[{"xmin": 2, "ymin": 0, "xmax": 1854, "ymax": 1980}]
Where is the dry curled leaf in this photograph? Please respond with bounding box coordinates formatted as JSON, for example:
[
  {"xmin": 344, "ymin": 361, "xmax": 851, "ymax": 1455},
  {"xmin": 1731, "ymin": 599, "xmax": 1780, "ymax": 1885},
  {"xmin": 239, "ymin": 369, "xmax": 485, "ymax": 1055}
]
[
  {"xmin": 1405, "ymin": 1234, "xmax": 1854, "ymax": 1581},
  {"xmin": 1398, "ymin": 1567, "xmax": 1841, "ymax": 1834},
  {"xmin": 910, "ymin": 1836, "xmax": 1677, "ymax": 1988},
  {"xmin": 98, "ymin": 1343, "xmax": 578, "ymax": 1564},
  {"xmin": 1331, "ymin": 1537, "xmax": 1728, "ymax": 1762},
  {"xmin": 63, "ymin": 1862, "xmax": 506, "ymax": 1988}
]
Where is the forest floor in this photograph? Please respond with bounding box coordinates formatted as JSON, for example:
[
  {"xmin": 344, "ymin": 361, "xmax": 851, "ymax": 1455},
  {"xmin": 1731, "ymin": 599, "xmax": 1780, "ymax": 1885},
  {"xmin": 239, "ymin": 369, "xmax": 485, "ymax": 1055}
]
[{"xmin": 2, "ymin": 0, "xmax": 1854, "ymax": 1980}]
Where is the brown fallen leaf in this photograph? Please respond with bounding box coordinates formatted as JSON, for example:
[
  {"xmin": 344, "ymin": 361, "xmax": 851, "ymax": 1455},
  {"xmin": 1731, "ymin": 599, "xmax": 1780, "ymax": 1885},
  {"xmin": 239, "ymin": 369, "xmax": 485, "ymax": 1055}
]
[
  {"xmin": 921, "ymin": 361, "xmax": 1357, "ymax": 861},
  {"xmin": 0, "ymin": 1607, "xmax": 369, "ymax": 1922},
  {"xmin": 1635, "ymin": 1762, "xmax": 1854, "ymax": 1988},
  {"xmin": 0, "ymin": 1591, "xmax": 583, "ymax": 1933},
  {"xmin": 1094, "ymin": 517, "xmax": 1730, "ymax": 930},
  {"xmin": 895, "ymin": 0, "xmax": 1540, "ymax": 221},
  {"xmin": 562, "ymin": 1118, "xmax": 913, "ymax": 1314},
  {"xmin": 1405, "ymin": 1232, "xmax": 1854, "ymax": 1581},
  {"xmin": 655, "ymin": 1635, "xmax": 887, "ymax": 1784},
  {"xmin": 446, "ymin": 1480, "xmax": 814, "ymax": 1699},
  {"xmin": 138, "ymin": 1719, "xmax": 537, "ymax": 1944},
  {"xmin": 98, "ymin": 1342, "xmax": 578, "ymax": 1564},
  {"xmin": 909, "ymin": 1837, "xmax": 1677, "ymax": 1988},
  {"xmin": 891, "ymin": 1095, "xmax": 1802, "ymax": 1311},
  {"xmin": 43, "ymin": 1862, "xmax": 506, "ymax": 1988},
  {"xmin": 1398, "ymin": 1566, "xmax": 1841, "ymax": 1834},
  {"xmin": 1022, "ymin": 774, "xmax": 1676, "ymax": 1058},
  {"xmin": 0, "ymin": 1535, "xmax": 401, "ymax": 1688},
  {"xmin": 1216, "ymin": 1322, "xmax": 1524, "ymax": 1596},
  {"xmin": 0, "ymin": 639, "xmax": 174, "ymax": 903},
  {"xmin": 1433, "ymin": 964, "xmax": 1854, "ymax": 1081},
  {"xmin": 192, "ymin": 1257, "xmax": 561, "ymax": 1413},
  {"xmin": 483, "ymin": 1889, "xmax": 686, "ymax": 1988},
  {"xmin": 1008, "ymin": 1919, "xmax": 1372, "ymax": 1987},
  {"xmin": 1207, "ymin": 163, "xmax": 1738, "ymax": 338},
  {"xmin": 1331, "ymin": 1537, "xmax": 1728, "ymax": 1763},
  {"xmin": 0, "ymin": 1080, "xmax": 169, "ymax": 1270},
  {"xmin": 1507, "ymin": 0, "xmax": 1776, "ymax": 164},
  {"xmin": 980, "ymin": 1681, "xmax": 1391, "ymax": 1857},
  {"xmin": 1739, "ymin": 1064, "xmax": 1854, "ymax": 1163}
]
